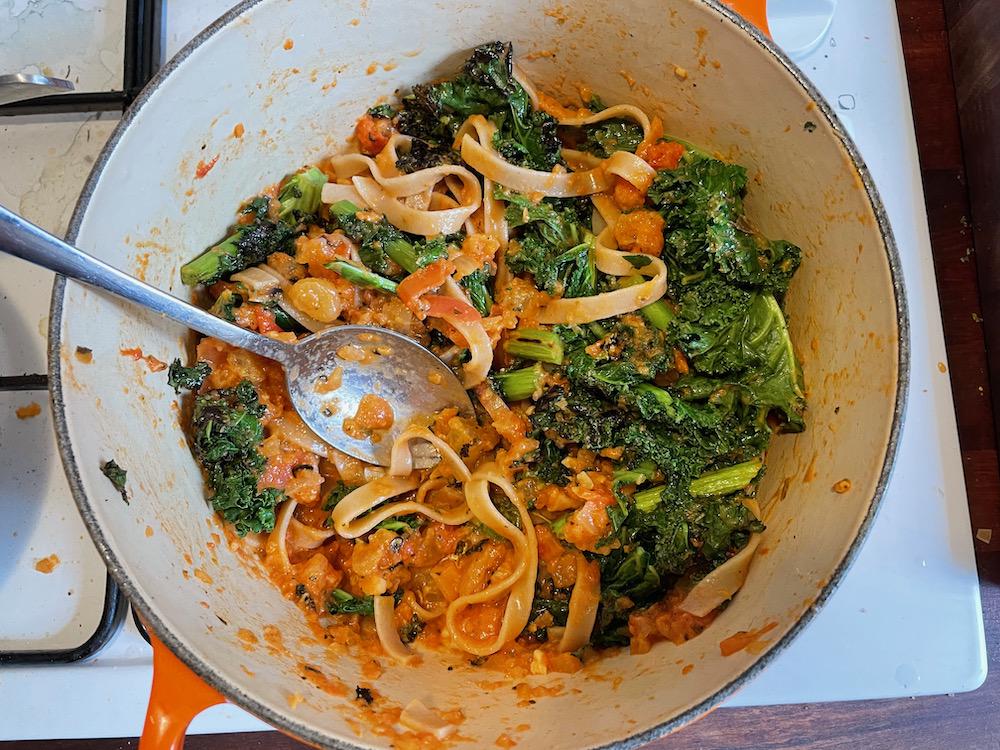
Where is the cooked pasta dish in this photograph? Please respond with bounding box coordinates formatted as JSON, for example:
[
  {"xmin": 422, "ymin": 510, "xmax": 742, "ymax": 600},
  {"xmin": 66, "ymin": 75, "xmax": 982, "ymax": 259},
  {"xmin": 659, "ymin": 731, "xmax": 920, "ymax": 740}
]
[{"xmin": 169, "ymin": 42, "xmax": 806, "ymax": 672}]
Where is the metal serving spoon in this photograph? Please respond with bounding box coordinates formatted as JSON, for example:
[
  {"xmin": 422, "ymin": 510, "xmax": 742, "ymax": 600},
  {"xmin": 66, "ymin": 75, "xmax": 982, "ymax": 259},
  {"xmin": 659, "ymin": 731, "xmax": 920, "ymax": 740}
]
[
  {"xmin": 0, "ymin": 73, "xmax": 74, "ymax": 106},
  {"xmin": 0, "ymin": 205, "xmax": 472, "ymax": 467}
]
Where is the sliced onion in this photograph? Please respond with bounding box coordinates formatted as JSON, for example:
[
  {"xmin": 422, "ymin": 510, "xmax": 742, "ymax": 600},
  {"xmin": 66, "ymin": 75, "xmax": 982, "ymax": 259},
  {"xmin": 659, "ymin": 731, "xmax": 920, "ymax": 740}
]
[
  {"xmin": 230, "ymin": 266, "xmax": 284, "ymax": 301},
  {"xmin": 276, "ymin": 295, "xmax": 334, "ymax": 333},
  {"xmin": 374, "ymin": 596, "xmax": 416, "ymax": 664},
  {"xmin": 677, "ymin": 534, "xmax": 763, "ymax": 617},
  {"xmin": 399, "ymin": 699, "xmax": 458, "ymax": 739},
  {"xmin": 270, "ymin": 412, "xmax": 330, "ymax": 457}
]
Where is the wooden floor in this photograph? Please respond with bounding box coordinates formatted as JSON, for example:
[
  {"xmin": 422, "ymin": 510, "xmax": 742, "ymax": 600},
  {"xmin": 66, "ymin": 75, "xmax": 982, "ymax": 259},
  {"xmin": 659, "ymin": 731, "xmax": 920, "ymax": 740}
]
[{"xmin": 5, "ymin": 1, "xmax": 999, "ymax": 748}]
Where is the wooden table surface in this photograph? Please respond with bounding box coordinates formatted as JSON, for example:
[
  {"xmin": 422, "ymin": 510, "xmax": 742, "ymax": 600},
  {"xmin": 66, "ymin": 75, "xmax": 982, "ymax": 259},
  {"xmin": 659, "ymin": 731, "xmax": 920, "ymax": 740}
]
[{"xmin": 7, "ymin": 1, "xmax": 999, "ymax": 748}]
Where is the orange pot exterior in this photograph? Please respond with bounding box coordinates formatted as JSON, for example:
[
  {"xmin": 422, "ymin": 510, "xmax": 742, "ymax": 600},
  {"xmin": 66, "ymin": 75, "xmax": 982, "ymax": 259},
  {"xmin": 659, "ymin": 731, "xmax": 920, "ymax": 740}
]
[
  {"xmin": 140, "ymin": 631, "xmax": 225, "ymax": 750},
  {"xmin": 723, "ymin": 0, "xmax": 771, "ymax": 36}
]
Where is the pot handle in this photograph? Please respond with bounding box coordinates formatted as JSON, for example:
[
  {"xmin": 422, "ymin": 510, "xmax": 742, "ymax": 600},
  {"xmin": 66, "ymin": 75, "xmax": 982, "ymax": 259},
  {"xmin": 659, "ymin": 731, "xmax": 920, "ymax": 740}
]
[
  {"xmin": 721, "ymin": 0, "xmax": 771, "ymax": 36},
  {"xmin": 140, "ymin": 630, "xmax": 226, "ymax": 750}
]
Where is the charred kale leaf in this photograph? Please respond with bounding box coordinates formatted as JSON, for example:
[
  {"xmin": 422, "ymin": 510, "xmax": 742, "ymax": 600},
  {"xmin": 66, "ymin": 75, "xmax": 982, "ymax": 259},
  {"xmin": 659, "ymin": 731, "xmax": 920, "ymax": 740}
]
[
  {"xmin": 167, "ymin": 359, "xmax": 211, "ymax": 394},
  {"xmin": 394, "ymin": 42, "xmax": 560, "ymax": 172},
  {"xmin": 100, "ymin": 459, "xmax": 128, "ymax": 503},
  {"xmin": 191, "ymin": 380, "xmax": 282, "ymax": 535}
]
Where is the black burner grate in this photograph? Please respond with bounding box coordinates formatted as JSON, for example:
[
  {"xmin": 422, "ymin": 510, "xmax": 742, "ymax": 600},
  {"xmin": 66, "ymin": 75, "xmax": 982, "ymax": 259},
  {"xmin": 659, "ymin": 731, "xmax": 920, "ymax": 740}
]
[
  {"xmin": 0, "ymin": 0, "xmax": 162, "ymax": 665},
  {"xmin": 0, "ymin": 0, "xmax": 161, "ymax": 117}
]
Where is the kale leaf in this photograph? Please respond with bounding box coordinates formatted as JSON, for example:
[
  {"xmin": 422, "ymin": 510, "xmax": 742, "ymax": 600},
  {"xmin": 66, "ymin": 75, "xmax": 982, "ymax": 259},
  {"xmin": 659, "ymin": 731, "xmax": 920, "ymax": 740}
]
[
  {"xmin": 579, "ymin": 119, "xmax": 644, "ymax": 158},
  {"xmin": 500, "ymin": 189, "xmax": 596, "ymax": 297},
  {"xmin": 167, "ymin": 359, "xmax": 211, "ymax": 394},
  {"xmin": 329, "ymin": 200, "xmax": 455, "ymax": 278},
  {"xmin": 367, "ymin": 104, "xmax": 397, "ymax": 119},
  {"xmin": 395, "ymin": 42, "xmax": 560, "ymax": 172},
  {"xmin": 460, "ymin": 267, "xmax": 494, "ymax": 316},
  {"xmin": 191, "ymin": 380, "xmax": 282, "ymax": 535},
  {"xmin": 648, "ymin": 150, "xmax": 801, "ymax": 294},
  {"xmin": 100, "ymin": 459, "xmax": 128, "ymax": 503}
]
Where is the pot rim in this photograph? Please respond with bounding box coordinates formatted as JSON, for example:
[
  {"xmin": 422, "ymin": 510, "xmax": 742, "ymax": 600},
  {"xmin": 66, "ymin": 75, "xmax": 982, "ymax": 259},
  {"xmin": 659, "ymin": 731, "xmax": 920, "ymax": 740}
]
[{"xmin": 48, "ymin": 1, "xmax": 910, "ymax": 747}]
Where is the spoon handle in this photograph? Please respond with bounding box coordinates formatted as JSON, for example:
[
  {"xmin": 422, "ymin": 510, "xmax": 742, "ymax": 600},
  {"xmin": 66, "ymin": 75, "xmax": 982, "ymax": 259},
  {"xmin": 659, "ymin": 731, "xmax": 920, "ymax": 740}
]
[{"xmin": 0, "ymin": 204, "xmax": 292, "ymax": 363}]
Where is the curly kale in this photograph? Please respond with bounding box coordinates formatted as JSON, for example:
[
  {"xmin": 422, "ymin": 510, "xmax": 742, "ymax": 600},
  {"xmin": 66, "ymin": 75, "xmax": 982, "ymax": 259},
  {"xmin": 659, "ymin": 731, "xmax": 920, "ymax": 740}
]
[
  {"xmin": 531, "ymin": 385, "xmax": 627, "ymax": 451},
  {"xmin": 579, "ymin": 118, "xmax": 644, "ymax": 158},
  {"xmin": 459, "ymin": 267, "xmax": 494, "ymax": 315},
  {"xmin": 499, "ymin": 188, "xmax": 596, "ymax": 297},
  {"xmin": 394, "ymin": 42, "xmax": 560, "ymax": 172},
  {"xmin": 167, "ymin": 359, "xmax": 211, "ymax": 394},
  {"xmin": 648, "ymin": 150, "xmax": 801, "ymax": 294},
  {"xmin": 191, "ymin": 381, "xmax": 282, "ymax": 535},
  {"xmin": 367, "ymin": 104, "xmax": 397, "ymax": 119}
]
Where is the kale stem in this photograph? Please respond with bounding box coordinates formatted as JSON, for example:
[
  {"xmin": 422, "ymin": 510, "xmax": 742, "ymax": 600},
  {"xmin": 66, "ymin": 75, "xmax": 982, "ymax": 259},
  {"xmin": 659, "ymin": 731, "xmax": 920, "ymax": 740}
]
[
  {"xmin": 325, "ymin": 261, "xmax": 398, "ymax": 293},
  {"xmin": 277, "ymin": 166, "xmax": 327, "ymax": 221},
  {"xmin": 689, "ymin": 458, "xmax": 763, "ymax": 497},
  {"xmin": 504, "ymin": 328, "xmax": 564, "ymax": 364},
  {"xmin": 383, "ymin": 238, "xmax": 419, "ymax": 274},
  {"xmin": 494, "ymin": 364, "xmax": 543, "ymax": 402},
  {"xmin": 633, "ymin": 484, "xmax": 666, "ymax": 512},
  {"xmin": 634, "ymin": 383, "xmax": 674, "ymax": 410},
  {"xmin": 180, "ymin": 231, "xmax": 241, "ymax": 286},
  {"xmin": 619, "ymin": 275, "xmax": 675, "ymax": 330}
]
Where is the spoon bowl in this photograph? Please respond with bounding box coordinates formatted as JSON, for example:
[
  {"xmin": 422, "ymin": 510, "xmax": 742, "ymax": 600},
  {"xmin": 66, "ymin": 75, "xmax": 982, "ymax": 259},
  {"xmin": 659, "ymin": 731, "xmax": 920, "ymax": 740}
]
[{"xmin": 284, "ymin": 325, "xmax": 473, "ymax": 466}]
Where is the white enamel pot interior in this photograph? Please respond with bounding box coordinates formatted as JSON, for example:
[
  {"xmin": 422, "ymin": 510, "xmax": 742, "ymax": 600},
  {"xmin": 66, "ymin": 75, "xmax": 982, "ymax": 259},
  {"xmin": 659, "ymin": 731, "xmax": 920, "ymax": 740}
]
[{"xmin": 50, "ymin": 0, "xmax": 906, "ymax": 747}]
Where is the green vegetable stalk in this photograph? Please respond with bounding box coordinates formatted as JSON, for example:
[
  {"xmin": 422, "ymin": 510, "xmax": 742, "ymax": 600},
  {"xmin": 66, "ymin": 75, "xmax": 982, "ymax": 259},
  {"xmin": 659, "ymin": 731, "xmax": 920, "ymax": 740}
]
[
  {"xmin": 633, "ymin": 485, "xmax": 665, "ymax": 513},
  {"xmin": 180, "ymin": 196, "xmax": 299, "ymax": 286},
  {"xmin": 619, "ymin": 274, "xmax": 675, "ymax": 330},
  {"xmin": 494, "ymin": 364, "xmax": 544, "ymax": 401},
  {"xmin": 689, "ymin": 458, "xmax": 763, "ymax": 497},
  {"xmin": 277, "ymin": 166, "xmax": 327, "ymax": 221},
  {"xmin": 325, "ymin": 261, "xmax": 399, "ymax": 294},
  {"xmin": 327, "ymin": 589, "xmax": 375, "ymax": 616},
  {"xmin": 505, "ymin": 328, "xmax": 564, "ymax": 364}
]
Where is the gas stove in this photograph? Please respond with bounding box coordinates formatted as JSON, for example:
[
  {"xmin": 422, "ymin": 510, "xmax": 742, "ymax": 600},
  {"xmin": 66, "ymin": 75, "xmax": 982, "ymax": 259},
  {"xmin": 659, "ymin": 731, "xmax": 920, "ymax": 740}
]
[{"xmin": 0, "ymin": 0, "xmax": 986, "ymax": 740}]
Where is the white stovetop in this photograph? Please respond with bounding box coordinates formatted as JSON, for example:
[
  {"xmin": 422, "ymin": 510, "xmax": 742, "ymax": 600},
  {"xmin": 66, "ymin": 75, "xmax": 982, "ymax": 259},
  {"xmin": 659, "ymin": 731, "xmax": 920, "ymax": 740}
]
[{"xmin": 0, "ymin": 0, "xmax": 987, "ymax": 740}]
